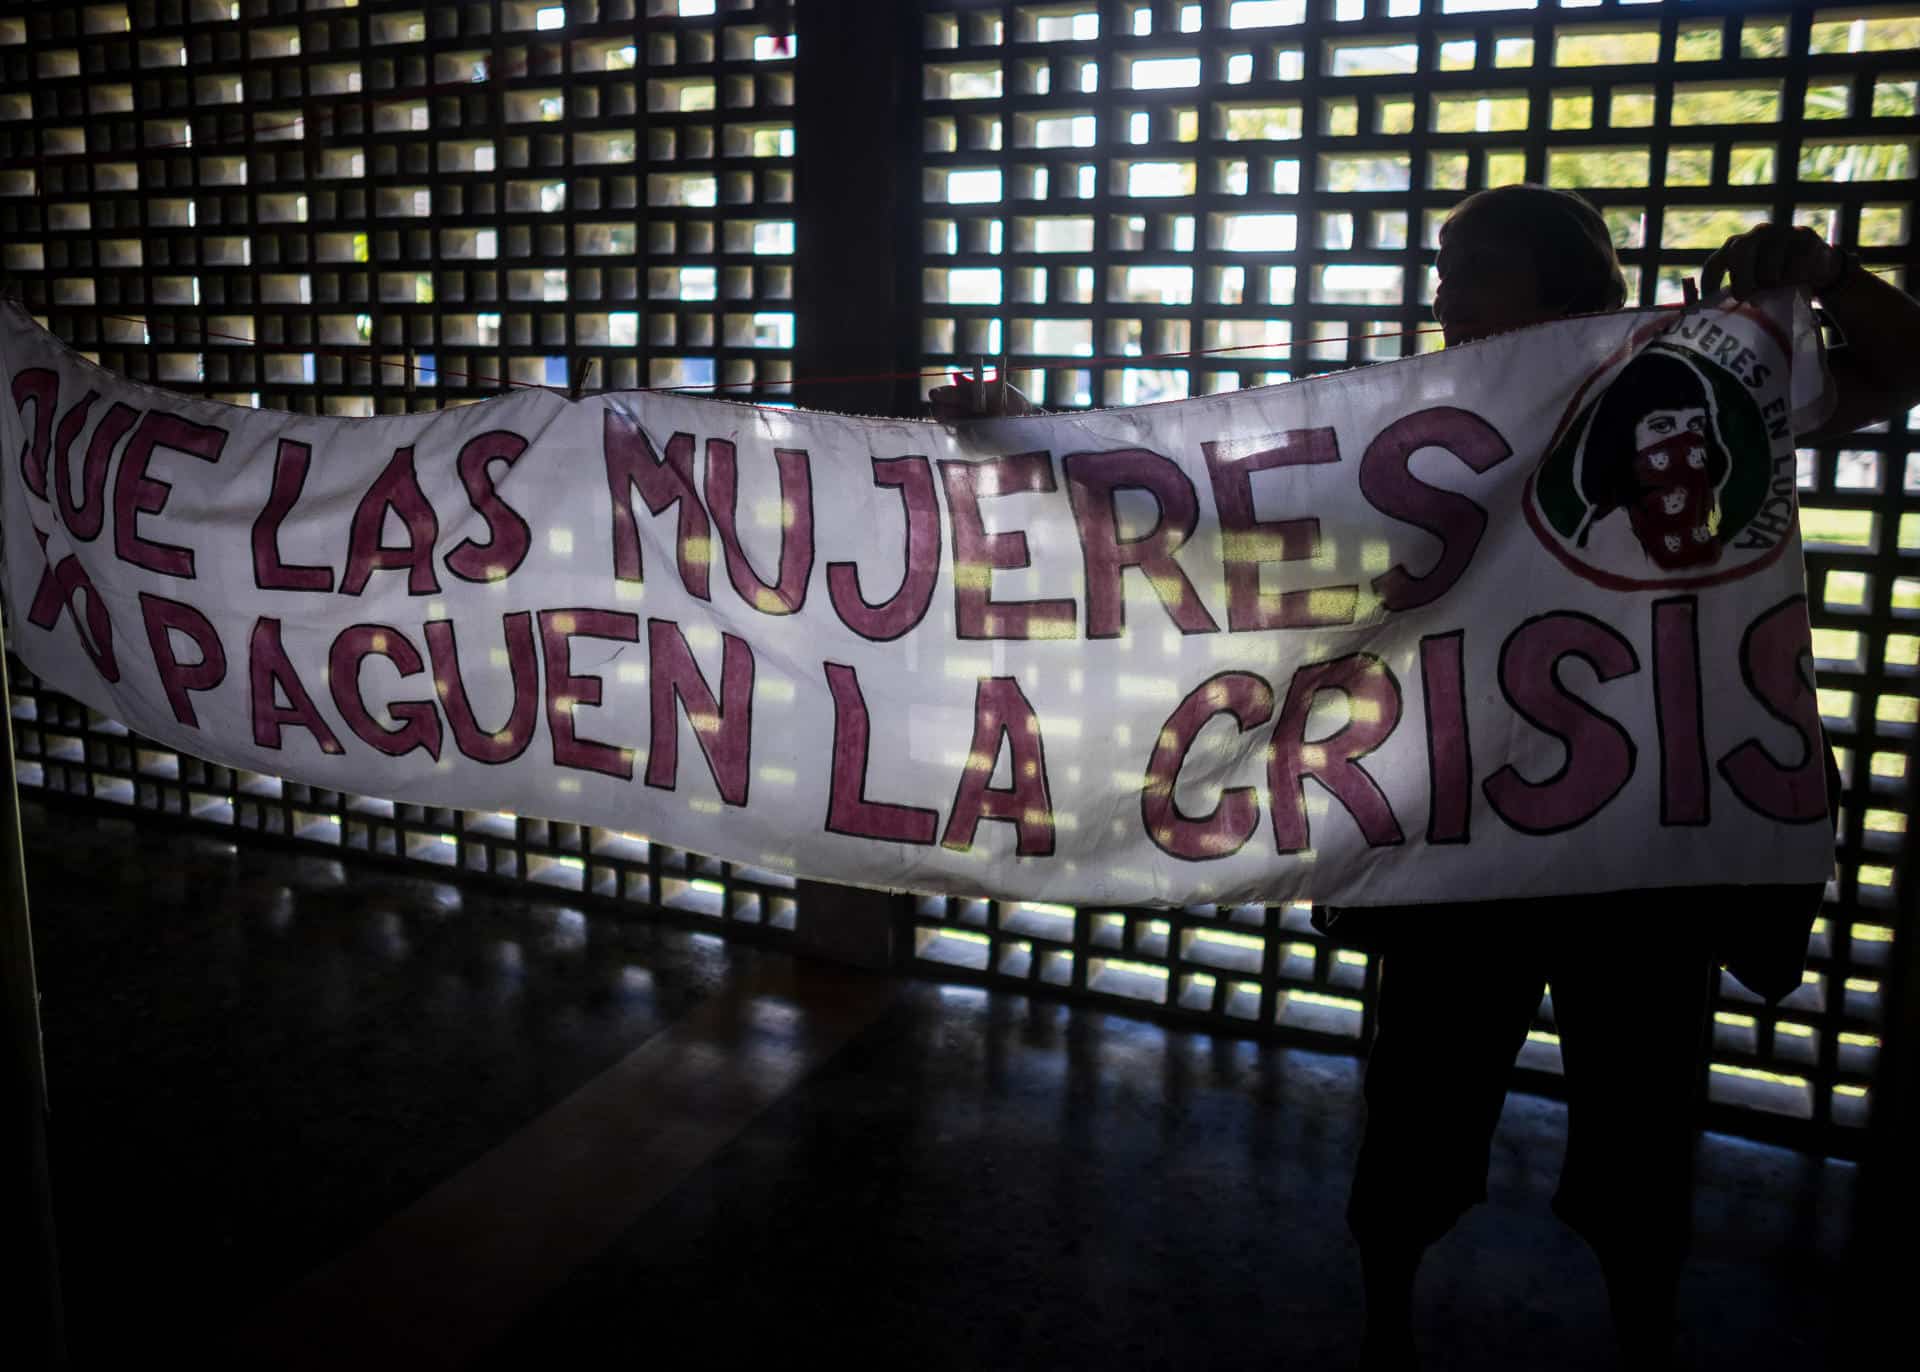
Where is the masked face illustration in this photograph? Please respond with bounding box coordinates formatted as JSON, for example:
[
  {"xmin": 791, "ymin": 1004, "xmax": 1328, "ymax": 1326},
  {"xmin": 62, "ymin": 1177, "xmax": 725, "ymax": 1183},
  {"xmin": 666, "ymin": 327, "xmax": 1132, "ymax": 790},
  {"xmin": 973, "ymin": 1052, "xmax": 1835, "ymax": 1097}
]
[
  {"xmin": 1534, "ymin": 339, "xmax": 1783, "ymax": 591},
  {"xmin": 1624, "ymin": 406, "xmax": 1717, "ymax": 569}
]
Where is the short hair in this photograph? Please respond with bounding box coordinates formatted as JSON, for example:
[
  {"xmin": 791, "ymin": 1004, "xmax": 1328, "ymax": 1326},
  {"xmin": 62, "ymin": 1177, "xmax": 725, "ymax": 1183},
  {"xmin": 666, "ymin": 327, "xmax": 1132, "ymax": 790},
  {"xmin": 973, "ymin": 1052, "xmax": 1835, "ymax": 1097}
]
[
  {"xmin": 1442, "ymin": 184, "xmax": 1629, "ymax": 316},
  {"xmin": 1577, "ymin": 350, "xmax": 1729, "ymax": 537}
]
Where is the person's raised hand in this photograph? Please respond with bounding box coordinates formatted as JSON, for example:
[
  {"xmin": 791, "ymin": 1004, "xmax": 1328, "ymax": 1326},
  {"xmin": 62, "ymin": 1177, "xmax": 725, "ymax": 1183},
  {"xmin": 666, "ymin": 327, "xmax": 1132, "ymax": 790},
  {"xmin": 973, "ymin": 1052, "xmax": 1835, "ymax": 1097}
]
[
  {"xmin": 928, "ymin": 372, "xmax": 1038, "ymax": 421},
  {"xmin": 1701, "ymin": 223, "xmax": 1849, "ymax": 301}
]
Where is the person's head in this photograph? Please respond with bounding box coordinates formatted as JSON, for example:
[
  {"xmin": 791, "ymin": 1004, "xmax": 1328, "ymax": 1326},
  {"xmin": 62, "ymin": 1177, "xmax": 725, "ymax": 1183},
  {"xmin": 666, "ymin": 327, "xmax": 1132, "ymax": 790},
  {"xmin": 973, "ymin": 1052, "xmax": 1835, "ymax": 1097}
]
[
  {"xmin": 1578, "ymin": 350, "xmax": 1729, "ymax": 569},
  {"xmin": 1434, "ymin": 185, "xmax": 1628, "ymax": 345}
]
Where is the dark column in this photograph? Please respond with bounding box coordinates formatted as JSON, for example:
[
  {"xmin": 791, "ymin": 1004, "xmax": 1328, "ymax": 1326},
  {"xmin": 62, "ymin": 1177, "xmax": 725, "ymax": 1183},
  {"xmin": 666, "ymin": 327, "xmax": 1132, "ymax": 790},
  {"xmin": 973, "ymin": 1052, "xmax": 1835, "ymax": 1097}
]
[
  {"xmin": 790, "ymin": 0, "xmax": 923, "ymax": 420},
  {"xmin": 785, "ymin": 2, "xmax": 921, "ymax": 969}
]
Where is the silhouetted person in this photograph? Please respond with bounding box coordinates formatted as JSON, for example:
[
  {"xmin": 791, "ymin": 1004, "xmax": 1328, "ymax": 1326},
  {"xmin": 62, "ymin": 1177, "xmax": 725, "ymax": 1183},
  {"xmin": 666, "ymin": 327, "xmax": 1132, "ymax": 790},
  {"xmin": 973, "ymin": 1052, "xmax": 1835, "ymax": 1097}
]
[
  {"xmin": 930, "ymin": 184, "xmax": 1920, "ymax": 1371},
  {"xmin": 1333, "ymin": 185, "xmax": 1920, "ymax": 1372}
]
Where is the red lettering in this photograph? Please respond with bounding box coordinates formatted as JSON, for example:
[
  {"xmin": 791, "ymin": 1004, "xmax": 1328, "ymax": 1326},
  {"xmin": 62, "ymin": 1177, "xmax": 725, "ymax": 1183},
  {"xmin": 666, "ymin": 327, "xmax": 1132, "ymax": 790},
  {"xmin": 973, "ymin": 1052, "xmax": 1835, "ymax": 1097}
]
[
  {"xmin": 539, "ymin": 608, "xmax": 640, "ymax": 779},
  {"xmin": 1267, "ymin": 653, "xmax": 1403, "ymax": 853},
  {"xmin": 342, "ymin": 445, "xmax": 440, "ymax": 596},
  {"xmin": 646, "ymin": 619, "xmax": 755, "ymax": 805},
  {"xmin": 824, "ymin": 662, "xmax": 939, "ymax": 844},
  {"xmin": 1419, "ymin": 630, "xmax": 1472, "ymax": 844},
  {"xmin": 602, "ymin": 410, "xmax": 711, "ymax": 599},
  {"xmin": 113, "ymin": 411, "xmax": 227, "ymax": 578},
  {"xmin": 937, "ymin": 452, "xmax": 1077, "ymax": 640},
  {"xmin": 252, "ymin": 439, "xmax": 334, "ymax": 592},
  {"xmin": 139, "ymin": 592, "xmax": 226, "ymax": 728},
  {"xmin": 1358, "ymin": 406, "xmax": 1511, "ymax": 612},
  {"xmin": 1652, "ymin": 596, "xmax": 1709, "ymax": 825},
  {"xmin": 328, "ymin": 624, "xmax": 443, "ymax": 760},
  {"xmin": 11, "ymin": 367, "xmax": 58, "ymax": 499},
  {"xmin": 445, "ymin": 430, "xmax": 533, "ymax": 584},
  {"xmin": 249, "ymin": 617, "xmax": 344, "ymax": 754},
  {"xmin": 424, "ymin": 614, "xmax": 540, "ymax": 765},
  {"xmin": 1483, "ymin": 613, "xmax": 1638, "ymax": 835},
  {"xmin": 1064, "ymin": 447, "xmax": 1219, "ymax": 638},
  {"xmin": 27, "ymin": 530, "xmax": 119, "ymax": 682},
  {"xmin": 1718, "ymin": 596, "xmax": 1828, "ymax": 823},
  {"xmin": 54, "ymin": 393, "xmax": 137, "ymax": 542},
  {"xmin": 706, "ymin": 440, "xmax": 814, "ymax": 614},
  {"xmin": 1201, "ymin": 429, "xmax": 1356, "ymax": 631},
  {"xmin": 1143, "ymin": 671, "xmax": 1274, "ymax": 861},
  {"xmin": 942, "ymin": 676, "xmax": 1055, "ymax": 855},
  {"xmin": 826, "ymin": 455, "xmax": 941, "ymax": 641}
]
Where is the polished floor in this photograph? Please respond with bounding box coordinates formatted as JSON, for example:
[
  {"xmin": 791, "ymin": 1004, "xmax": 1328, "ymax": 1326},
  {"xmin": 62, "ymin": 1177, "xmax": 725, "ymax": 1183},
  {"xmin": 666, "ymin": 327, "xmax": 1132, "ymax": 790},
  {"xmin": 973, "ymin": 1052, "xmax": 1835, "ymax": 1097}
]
[{"xmin": 24, "ymin": 800, "xmax": 1885, "ymax": 1369}]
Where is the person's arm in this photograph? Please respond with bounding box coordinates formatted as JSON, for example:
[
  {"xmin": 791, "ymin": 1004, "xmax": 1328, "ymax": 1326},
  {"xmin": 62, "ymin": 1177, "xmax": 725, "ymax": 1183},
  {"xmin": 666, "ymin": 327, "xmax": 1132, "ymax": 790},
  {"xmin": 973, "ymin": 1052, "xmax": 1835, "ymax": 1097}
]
[
  {"xmin": 926, "ymin": 375, "xmax": 1041, "ymax": 420},
  {"xmin": 1701, "ymin": 223, "xmax": 1920, "ymax": 440}
]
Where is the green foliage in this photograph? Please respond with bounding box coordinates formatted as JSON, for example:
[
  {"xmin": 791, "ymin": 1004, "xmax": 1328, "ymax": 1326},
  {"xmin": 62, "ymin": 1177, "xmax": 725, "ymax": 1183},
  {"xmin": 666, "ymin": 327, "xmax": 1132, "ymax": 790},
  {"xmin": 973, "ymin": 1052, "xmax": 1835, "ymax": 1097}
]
[
  {"xmin": 1740, "ymin": 19, "xmax": 1788, "ymax": 59},
  {"xmin": 1671, "ymin": 82, "xmax": 1782, "ymax": 126},
  {"xmin": 1219, "ymin": 102, "xmax": 1302, "ymax": 140},
  {"xmin": 1551, "ymin": 91, "xmax": 1593, "ymax": 130},
  {"xmin": 1728, "ymin": 144, "xmax": 1778, "ymax": 185},
  {"xmin": 1611, "ymin": 89, "xmax": 1655, "ymax": 127},
  {"xmin": 1811, "ymin": 15, "xmax": 1920, "ymax": 55},
  {"xmin": 1431, "ymin": 91, "xmax": 1527, "ymax": 133},
  {"xmin": 1663, "ymin": 206, "xmax": 1769, "ymax": 250},
  {"xmin": 1428, "ymin": 151, "xmax": 1468, "ymax": 191},
  {"xmin": 1804, "ymin": 82, "xmax": 1851, "ymax": 119},
  {"xmin": 1799, "ymin": 141, "xmax": 1914, "ymax": 182},
  {"xmin": 1801, "ymin": 507, "xmax": 1875, "ymax": 547},
  {"xmin": 1548, "ymin": 147, "xmax": 1650, "ymax": 188},
  {"xmin": 1667, "ymin": 146, "xmax": 1713, "ymax": 186},
  {"xmin": 1858, "ymin": 205, "xmax": 1910, "ymax": 247},
  {"xmin": 1553, "ymin": 28, "xmax": 1658, "ymax": 67},
  {"xmin": 1675, "ymin": 23, "xmax": 1721, "ymax": 62},
  {"xmin": 1493, "ymin": 37, "xmax": 1531, "ymax": 69},
  {"xmin": 1320, "ymin": 154, "xmax": 1411, "ymax": 193},
  {"xmin": 1603, "ymin": 206, "xmax": 1645, "ymax": 249},
  {"xmin": 1375, "ymin": 96, "xmax": 1414, "ymax": 135},
  {"xmin": 1874, "ymin": 78, "xmax": 1918, "ymax": 118},
  {"xmin": 1484, "ymin": 150, "xmax": 1525, "ymax": 186}
]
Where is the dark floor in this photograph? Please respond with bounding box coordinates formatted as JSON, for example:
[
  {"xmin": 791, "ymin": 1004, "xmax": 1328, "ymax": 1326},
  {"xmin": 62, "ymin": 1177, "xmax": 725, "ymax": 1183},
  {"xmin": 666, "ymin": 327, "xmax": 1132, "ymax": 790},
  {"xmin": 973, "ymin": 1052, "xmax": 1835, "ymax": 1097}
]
[{"xmin": 23, "ymin": 800, "xmax": 1887, "ymax": 1369}]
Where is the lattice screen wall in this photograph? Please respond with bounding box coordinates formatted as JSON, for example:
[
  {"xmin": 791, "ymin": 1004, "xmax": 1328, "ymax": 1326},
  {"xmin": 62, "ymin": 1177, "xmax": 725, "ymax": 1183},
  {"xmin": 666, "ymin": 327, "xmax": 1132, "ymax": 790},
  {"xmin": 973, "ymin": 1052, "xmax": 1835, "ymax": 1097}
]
[
  {"xmin": 908, "ymin": 0, "xmax": 1918, "ymax": 1155},
  {"xmin": 0, "ymin": 0, "xmax": 797, "ymax": 409},
  {"xmin": 0, "ymin": 1, "xmax": 809, "ymax": 954},
  {"xmin": 0, "ymin": 0, "xmax": 1915, "ymax": 1156}
]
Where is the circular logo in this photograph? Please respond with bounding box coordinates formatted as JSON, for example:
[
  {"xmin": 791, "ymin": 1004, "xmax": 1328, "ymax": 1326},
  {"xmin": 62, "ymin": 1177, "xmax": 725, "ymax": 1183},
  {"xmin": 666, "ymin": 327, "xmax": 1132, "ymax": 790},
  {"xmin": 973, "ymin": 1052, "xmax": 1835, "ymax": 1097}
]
[{"xmin": 1524, "ymin": 324, "xmax": 1795, "ymax": 591}]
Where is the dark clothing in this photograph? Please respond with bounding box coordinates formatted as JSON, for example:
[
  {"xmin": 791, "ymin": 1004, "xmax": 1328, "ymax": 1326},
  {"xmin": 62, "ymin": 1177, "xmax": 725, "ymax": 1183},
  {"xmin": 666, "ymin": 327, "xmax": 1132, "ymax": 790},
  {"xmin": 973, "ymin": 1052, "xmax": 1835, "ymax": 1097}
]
[
  {"xmin": 1315, "ymin": 881, "xmax": 1822, "ymax": 1002},
  {"xmin": 1315, "ymin": 739, "xmax": 1839, "ymax": 1000},
  {"xmin": 1344, "ymin": 898, "xmax": 1717, "ymax": 1268},
  {"xmin": 1333, "ymin": 742, "xmax": 1839, "ymax": 1263}
]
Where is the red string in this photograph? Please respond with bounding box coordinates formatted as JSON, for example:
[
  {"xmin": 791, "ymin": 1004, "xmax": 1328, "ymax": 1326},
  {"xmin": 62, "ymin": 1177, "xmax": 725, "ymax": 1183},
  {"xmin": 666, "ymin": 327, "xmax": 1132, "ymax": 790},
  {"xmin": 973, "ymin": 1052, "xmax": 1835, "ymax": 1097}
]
[
  {"xmin": 3, "ymin": 38, "xmax": 752, "ymax": 171},
  {"xmin": 21, "ymin": 34, "xmax": 1455, "ymax": 400},
  {"xmin": 92, "ymin": 312, "xmax": 1448, "ymax": 398}
]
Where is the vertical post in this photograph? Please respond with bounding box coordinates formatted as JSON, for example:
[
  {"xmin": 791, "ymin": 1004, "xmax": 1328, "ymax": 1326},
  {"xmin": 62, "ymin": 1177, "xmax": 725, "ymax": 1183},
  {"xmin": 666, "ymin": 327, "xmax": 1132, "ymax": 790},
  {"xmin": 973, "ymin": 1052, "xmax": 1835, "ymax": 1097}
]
[
  {"xmin": 790, "ymin": 0, "xmax": 921, "ymax": 419},
  {"xmin": 1858, "ymin": 857, "xmax": 1920, "ymax": 1275},
  {"xmin": 0, "ymin": 622, "xmax": 66, "ymax": 1363},
  {"xmin": 786, "ymin": 0, "xmax": 922, "ymax": 968}
]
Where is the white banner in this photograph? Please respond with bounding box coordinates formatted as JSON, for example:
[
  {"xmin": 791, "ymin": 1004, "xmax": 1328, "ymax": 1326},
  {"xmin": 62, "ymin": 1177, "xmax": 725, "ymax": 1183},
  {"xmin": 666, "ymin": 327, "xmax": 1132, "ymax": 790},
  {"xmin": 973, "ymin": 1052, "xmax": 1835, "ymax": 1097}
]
[{"xmin": 0, "ymin": 296, "xmax": 1837, "ymax": 907}]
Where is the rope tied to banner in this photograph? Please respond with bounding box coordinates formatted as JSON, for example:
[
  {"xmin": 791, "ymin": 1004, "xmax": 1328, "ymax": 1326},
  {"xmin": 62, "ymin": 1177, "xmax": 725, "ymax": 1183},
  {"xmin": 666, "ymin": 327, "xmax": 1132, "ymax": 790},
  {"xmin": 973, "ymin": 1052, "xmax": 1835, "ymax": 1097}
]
[{"xmin": 83, "ymin": 310, "xmax": 1450, "ymax": 401}]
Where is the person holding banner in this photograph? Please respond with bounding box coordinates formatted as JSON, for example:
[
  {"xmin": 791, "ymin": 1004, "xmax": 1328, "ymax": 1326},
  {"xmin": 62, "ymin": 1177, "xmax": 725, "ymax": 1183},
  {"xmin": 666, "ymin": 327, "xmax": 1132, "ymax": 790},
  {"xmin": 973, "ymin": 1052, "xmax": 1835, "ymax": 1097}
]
[
  {"xmin": 1343, "ymin": 188, "xmax": 1919, "ymax": 1372},
  {"xmin": 930, "ymin": 185, "xmax": 1920, "ymax": 1371}
]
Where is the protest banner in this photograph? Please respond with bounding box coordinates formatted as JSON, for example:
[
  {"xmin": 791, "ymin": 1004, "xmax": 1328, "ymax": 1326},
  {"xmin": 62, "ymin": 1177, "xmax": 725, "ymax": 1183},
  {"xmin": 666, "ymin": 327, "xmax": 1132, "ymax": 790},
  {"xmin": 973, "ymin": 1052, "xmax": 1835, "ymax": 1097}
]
[{"xmin": 0, "ymin": 294, "xmax": 1836, "ymax": 907}]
